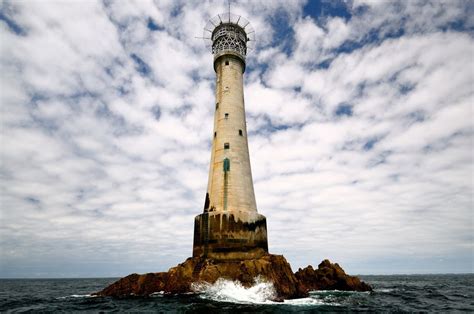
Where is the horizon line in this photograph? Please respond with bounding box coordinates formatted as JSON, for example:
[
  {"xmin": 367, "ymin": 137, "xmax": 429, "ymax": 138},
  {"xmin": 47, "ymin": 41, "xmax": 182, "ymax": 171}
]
[{"xmin": 1, "ymin": 272, "xmax": 473, "ymax": 280}]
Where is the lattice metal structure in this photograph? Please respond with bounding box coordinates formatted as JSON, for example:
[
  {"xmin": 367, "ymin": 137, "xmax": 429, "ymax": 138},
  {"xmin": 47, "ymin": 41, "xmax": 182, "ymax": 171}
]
[{"xmin": 203, "ymin": 13, "xmax": 255, "ymax": 65}]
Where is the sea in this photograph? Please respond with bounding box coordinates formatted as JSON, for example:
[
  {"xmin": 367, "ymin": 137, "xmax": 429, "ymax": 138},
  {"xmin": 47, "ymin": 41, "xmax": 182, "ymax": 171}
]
[{"xmin": 0, "ymin": 274, "xmax": 473, "ymax": 312}]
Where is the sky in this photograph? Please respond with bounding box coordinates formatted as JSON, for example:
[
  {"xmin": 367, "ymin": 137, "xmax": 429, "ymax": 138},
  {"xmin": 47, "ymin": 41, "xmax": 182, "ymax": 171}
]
[{"xmin": 0, "ymin": 0, "xmax": 473, "ymax": 278}]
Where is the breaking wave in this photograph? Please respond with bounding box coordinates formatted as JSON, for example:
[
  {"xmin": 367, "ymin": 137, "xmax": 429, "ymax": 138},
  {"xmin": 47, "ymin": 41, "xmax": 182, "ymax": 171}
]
[
  {"xmin": 192, "ymin": 277, "xmax": 276, "ymax": 304},
  {"xmin": 191, "ymin": 277, "xmax": 330, "ymax": 306}
]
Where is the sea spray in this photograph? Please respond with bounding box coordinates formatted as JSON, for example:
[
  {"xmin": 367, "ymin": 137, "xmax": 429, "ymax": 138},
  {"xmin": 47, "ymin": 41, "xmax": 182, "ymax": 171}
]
[
  {"xmin": 191, "ymin": 277, "xmax": 333, "ymax": 306},
  {"xmin": 191, "ymin": 276, "xmax": 277, "ymax": 304}
]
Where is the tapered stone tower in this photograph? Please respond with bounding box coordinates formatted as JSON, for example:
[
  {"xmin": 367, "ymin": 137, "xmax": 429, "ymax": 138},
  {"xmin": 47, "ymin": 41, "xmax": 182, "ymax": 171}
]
[{"xmin": 193, "ymin": 13, "xmax": 268, "ymax": 260}]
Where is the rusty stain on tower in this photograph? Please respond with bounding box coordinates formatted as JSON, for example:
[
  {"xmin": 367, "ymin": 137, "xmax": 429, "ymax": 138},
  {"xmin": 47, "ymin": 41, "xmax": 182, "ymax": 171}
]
[{"xmin": 193, "ymin": 11, "xmax": 268, "ymax": 260}]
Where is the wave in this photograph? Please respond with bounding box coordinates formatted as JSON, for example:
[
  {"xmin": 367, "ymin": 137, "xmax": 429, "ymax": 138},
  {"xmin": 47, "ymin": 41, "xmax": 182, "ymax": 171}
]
[
  {"xmin": 283, "ymin": 297, "xmax": 332, "ymax": 306},
  {"xmin": 375, "ymin": 288, "xmax": 396, "ymax": 293},
  {"xmin": 192, "ymin": 276, "xmax": 276, "ymax": 304},
  {"xmin": 191, "ymin": 277, "xmax": 336, "ymax": 306},
  {"xmin": 57, "ymin": 294, "xmax": 94, "ymax": 299},
  {"xmin": 310, "ymin": 289, "xmax": 371, "ymax": 294}
]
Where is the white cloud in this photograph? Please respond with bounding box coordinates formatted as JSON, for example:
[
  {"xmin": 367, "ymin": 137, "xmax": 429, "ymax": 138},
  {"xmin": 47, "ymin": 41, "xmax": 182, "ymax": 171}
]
[{"xmin": 0, "ymin": 0, "xmax": 472, "ymax": 277}]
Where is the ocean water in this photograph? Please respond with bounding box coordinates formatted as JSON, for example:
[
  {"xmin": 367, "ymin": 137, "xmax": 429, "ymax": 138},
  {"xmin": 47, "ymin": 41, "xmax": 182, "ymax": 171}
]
[{"xmin": 0, "ymin": 274, "xmax": 473, "ymax": 312}]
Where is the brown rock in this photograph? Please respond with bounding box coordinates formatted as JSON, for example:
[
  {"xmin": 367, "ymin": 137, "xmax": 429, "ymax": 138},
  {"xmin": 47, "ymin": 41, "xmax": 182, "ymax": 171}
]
[
  {"xmin": 95, "ymin": 272, "xmax": 169, "ymax": 297},
  {"xmin": 94, "ymin": 254, "xmax": 306, "ymax": 300},
  {"xmin": 94, "ymin": 256, "xmax": 371, "ymax": 300},
  {"xmin": 295, "ymin": 259, "xmax": 372, "ymax": 292}
]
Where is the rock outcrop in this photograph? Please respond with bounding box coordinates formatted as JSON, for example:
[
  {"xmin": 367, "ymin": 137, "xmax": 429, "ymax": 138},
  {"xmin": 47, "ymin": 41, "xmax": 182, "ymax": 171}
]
[
  {"xmin": 94, "ymin": 255, "xmax": 371, "ymax": 300},
  {"xmin": 295, "ymin": 259, "xmax": 372, "ymax": 292}
]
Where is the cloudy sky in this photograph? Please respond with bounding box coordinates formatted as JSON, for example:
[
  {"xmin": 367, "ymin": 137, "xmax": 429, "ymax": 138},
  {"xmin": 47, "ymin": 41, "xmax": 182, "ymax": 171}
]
[{"xmin": 0, "ymin": 0, "xmax": 473, "ymax": 278}]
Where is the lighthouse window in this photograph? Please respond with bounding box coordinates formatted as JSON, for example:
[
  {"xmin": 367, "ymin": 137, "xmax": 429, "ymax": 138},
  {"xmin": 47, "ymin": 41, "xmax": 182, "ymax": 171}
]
[
  {"xmin": 225, "ymin": 60, "xmax": 229, "ymax": 66},
  {"xmin": 224, "ymin": 143, "xmax": 230, "ymax": 149},
  {"xmin": 216, "ymin": 102, "xmax": 219, "ymax": 109},
  {"xmin": 239, "ymin": 129, "xmax": 243, "ymax": 136},
  {"xmin": 214, "ymin": 132, "xmax": 217, "ymax": 138},
  {"xmin": 225, "ymin": 113, "xmax": 229, "ymax": 119},
  {"xmin": 223, "ymin": 158, "xmax": 230, "ymax": 171}
]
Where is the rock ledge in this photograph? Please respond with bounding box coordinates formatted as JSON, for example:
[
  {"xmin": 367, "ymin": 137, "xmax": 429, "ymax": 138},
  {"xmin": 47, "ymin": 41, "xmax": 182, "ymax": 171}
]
[{"xmin": 94, "ymin": 254, "xmax": 371, "ymax": 300}]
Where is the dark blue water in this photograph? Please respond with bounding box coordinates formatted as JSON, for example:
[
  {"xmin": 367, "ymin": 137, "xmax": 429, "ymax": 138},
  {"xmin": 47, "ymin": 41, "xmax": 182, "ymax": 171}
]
[{"xmin": 0, "ymin": 274, "xmax": 473, "ymax": 312}]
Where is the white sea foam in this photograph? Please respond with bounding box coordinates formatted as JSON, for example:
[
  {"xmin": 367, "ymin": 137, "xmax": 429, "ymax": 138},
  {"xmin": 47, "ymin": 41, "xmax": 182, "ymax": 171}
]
[
  {"xmin": 376, "ymin": 288, "xmax": 395, "ymax": 293},
  {"xmin": 192, "ymin": 276, "xmax": 276, "ymax": 304},
  {"xmin": 191, "ymin": 277, "xmax": 334, "ymax": 306},
  {"xmin": 57, "ymin": 294, "xmax": 93, "ymax": 299},
  {"xmin": 150, "ymin": 291, "xmax": 164, "ymax": 297},
  {"xmin": 283, "ymin": 297, "xmax": 331, "ymax": 306}
]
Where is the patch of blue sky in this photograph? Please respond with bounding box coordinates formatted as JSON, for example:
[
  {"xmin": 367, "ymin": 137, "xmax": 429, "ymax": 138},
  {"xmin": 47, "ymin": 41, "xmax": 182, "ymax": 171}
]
[
  {"xmin": 247, "ymin": 59, "xmax": 268, "ymax": 76},
  {"xmin": 313, "ymin": 58, "xmax": 333, "ymax": 69},
  {"xmin": 29, "ymin": 93, "xmax": 49, "ymax": 104},
  {"xmin": 442, "ymin": 19, "xmax": 474, "ymax": 34},
  {"xmin": 422, "ymin": 131, "xmax": 468, "ymax": 154},
  {"xmin": 116, "ymin": 85, "xmax": 130, "ymax": 96},
  {"xmin": 353, "ymin": 9, "xmax": 472, "ymax": 48},
  {"xmin": 407, "ymin": 110, "xmax": 426, "ymax": 124},
  {"xmin": 170, "ymin": 104, "xmax": 193, "ymax": 118},
  {"xmin": 267, "ymin": 9, "xmax": 295, "ymax": 56},
  {"xmin": 190, "ymin": 69, "xmax": 202, "ymax": 83},
  {"xmin": 104, "ymin": 66, "xmax": 114, "ymax": 78},
  {"xmin": 327, "ymin": 5, "xmax": 473, "ymax": 57},
  {"xmin": 169, "ymin": 2, "xmax": 182, "ymax": 18},
  {"xmin": 0, "ymin": 9, "xmax": 25, "ymax": 35},
  {"xmin": 363, "ymin": 137, "xmax": 379, "ymax": 151},
  {"xmin": 398, "ymin": 83, "xmax": 416, "ymax": 95},
  {"xmin": 303, "ymin": 0, "xmax": 352, "ymax": 21},
  {"xmin": 334, "ymin": 103, "xmax": 353, "ymax": 117},
  {"xmin": 151, "ymin": 105, "xmax": 161, "ymax": 121},
  {"xmin": 95, "ymin": 103, "xmax": 125, "ymax": 126},
  {"xmin": 367, "ymin": 150, "xmax": 392, "ymax": 168},
  {"xmin": 336, "ymin": 27, "xmax": 406, "ymax": 57},
  {"xmin": 66, "ymin": 91, "xmax": 99, "ymax": 101},
  {"xmin": 291, "ymin": 57, "xmax": 332, "ymax": 72},
  {"xmin": 340, "ymin": 139, "xmax": 359, "ymax": 151},
  {"xmin": 441, "ymin": 0, "xmax": 474, "ymax": 33},
  {"xmin": 147, "ymin": 17, "xmax": 163, "ymax": 31},
  {"xmin": 333, "ymin": 38, "xmax": 372, "ymax": 55},
  {"xmin": 130, "ymin": 53, "xmax": 152, "ymax": 77},
  {"xmin": 248, "ymin": 114, "xmax": 305, "ymax": 136}
]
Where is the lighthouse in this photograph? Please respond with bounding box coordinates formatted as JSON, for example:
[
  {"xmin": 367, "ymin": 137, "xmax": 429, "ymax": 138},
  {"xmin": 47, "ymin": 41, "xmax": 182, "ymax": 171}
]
[{"xmin": 193, "ymin": 12, "xmax": 268, "ymax": 260}]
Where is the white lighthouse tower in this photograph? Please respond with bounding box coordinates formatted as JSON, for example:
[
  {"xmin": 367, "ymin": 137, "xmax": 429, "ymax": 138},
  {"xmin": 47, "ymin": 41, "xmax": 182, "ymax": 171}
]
[{"xmin": 193, "ymin": 12, "xmax": 268, "ymax": 260}]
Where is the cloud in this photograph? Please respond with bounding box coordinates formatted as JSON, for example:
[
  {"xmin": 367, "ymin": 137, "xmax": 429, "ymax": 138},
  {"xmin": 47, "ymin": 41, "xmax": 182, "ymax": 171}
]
[{"xmin": 0, "ymin": 0, "xmax": 472, "ymax": 277}]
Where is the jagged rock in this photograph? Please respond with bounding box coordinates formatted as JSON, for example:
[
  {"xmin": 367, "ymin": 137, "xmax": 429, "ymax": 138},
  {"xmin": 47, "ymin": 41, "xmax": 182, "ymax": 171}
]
[
  {"xmin": 94, "ymin": 254, "xmax": 306, "ymax": 300},
  {"xmin": 96, "ymin": 272, "xmax": 169, "ymax": 297},
  {"xmin": 295, "ymin": 259, "xmax": 372, "ymax": 292},
  {"xmin": 94, "ymin": 255, "xmax": 371, "ymax": 300}
]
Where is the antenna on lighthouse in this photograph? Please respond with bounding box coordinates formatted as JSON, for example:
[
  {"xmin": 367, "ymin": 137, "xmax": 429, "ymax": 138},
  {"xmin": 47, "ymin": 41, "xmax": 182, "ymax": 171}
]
[{"xmin": 202, "ymin": 2, "xmax": 256, "ymax": 65}]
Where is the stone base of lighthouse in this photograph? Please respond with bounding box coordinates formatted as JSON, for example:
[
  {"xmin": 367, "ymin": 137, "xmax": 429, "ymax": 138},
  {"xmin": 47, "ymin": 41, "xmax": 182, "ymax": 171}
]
[{"xmin": 193, "ymin": 211, "xmax": 268, "ymax": 260}]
